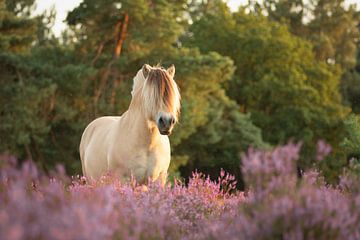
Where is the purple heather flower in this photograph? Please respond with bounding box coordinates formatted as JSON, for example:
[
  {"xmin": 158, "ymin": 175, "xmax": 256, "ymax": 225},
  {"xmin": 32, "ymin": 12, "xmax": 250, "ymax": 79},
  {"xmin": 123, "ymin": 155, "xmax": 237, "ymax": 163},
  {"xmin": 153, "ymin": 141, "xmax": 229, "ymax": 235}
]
[
  {"xmin": 316, "ymin": 140, "xmax": 332, "ymax": 161},
  {"xmin": 1, "ymin": 142, "xmax": 360, "ymax": 240}
]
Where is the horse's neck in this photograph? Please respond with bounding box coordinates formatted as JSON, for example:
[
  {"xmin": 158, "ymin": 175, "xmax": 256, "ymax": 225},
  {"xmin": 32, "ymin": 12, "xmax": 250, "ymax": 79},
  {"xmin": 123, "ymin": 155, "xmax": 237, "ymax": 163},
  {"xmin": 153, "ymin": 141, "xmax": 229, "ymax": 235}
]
[{"xmin": 119, "ymin": 102, "xmax": 160, "ymax": 148}]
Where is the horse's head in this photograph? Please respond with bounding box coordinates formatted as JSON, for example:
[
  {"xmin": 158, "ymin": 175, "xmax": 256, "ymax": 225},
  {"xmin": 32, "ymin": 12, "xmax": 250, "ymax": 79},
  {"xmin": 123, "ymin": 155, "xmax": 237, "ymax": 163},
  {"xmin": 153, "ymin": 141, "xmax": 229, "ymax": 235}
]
[{"xmin": 132, "ymin": 64, "xmax": 180, "ymax": 135}]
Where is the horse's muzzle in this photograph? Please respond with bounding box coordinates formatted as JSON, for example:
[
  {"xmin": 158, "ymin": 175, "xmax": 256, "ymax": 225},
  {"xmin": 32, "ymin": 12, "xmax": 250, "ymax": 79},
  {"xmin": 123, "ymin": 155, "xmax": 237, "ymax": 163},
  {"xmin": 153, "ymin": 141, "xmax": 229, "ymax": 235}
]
[
  {"xmin": 159, "ymin": 130, "xmax": 171, "ymax": 135},
  {"xmin": 157, "ymin": 115, "xmax": 175, "ymax": 135}
]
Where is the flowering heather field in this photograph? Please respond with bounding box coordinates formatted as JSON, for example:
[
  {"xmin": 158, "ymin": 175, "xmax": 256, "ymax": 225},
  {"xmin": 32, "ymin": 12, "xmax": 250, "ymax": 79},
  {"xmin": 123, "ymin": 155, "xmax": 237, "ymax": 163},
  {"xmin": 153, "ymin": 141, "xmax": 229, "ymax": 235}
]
[{"xmin": 1, "ymin": 143, "xmax": 360, "ymax": 240}]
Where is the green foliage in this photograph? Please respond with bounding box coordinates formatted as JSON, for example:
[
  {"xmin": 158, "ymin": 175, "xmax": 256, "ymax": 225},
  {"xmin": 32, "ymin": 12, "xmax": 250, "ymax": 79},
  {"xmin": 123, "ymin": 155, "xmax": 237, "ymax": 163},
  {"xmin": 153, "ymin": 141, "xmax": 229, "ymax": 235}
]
[
  {"xmin": 341, "ymin": 114, "xmax": 360, "ymax": 159},
  {"xmin": 66, "ymin": 0, "xmax": 187, "ymax": 62},
  {"xmin": 341, "ymin": 50, "xmax": 360, "ymax": 113},
  {"xmin": 261, "ymin": 0, "xmax": 360, "ymax": 71},
  {"xmin": 260, "ymin": 0, "xmax": 360, "ymax": 127},
  {"xmin": 348, "ymin": 158, "xmax": 360, "ymax": 178},
  {"xmin": 167, "ymin": 49, "xmax": 268, "ymax": 183},
  {"xmin": 5, "ymin": 0, "xmax": 35, "ymax": 16},
  {"xmin": 0, "ymin": 46, "xmax": 94, "ymax": 171},
  {"xmin": 185, "ymin": 2, "xmax": 350, "ymax": 175},
  {"xmin": 262, "ymin": 0, "xmax": 305, "ymax": 35},
  {"xmin": 178, "ymin": 95, "xmax": 268, "ymax": 188},
  {"xmin": 0, "ymin": 0, "xmax": 36, "ymax": 53}
]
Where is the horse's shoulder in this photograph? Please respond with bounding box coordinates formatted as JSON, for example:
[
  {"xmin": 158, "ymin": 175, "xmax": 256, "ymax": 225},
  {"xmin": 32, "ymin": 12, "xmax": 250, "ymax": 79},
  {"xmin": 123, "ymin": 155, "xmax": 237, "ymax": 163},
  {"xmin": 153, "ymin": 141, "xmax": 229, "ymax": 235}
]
[
  {"xmin": 82, "ymin": 116, "xmax": 118, "ymax": 137},
  {"xmin": 89, "ymin": 116, "xmax": 119, "ymax": 126},
  {"xmin": 94, "ymin": 116, "xmax": 119, "ymax": 122}
]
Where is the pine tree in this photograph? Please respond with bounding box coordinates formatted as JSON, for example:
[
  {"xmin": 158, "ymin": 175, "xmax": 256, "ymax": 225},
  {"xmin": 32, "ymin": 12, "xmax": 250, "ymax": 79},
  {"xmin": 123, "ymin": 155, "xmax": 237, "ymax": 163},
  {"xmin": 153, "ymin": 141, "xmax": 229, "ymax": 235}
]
[
  {"xmin": 0, "ymin": 0, "xmax": 93, "ymax": 172},
  {"xmin": 0, "ymin": 0, "xmax": 36, "ymax": 53}
]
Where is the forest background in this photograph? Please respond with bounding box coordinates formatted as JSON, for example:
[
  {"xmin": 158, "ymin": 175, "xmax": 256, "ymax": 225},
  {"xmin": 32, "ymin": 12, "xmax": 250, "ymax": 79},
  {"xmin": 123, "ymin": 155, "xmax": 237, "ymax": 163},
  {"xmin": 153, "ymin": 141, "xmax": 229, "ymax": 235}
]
[{"xmin": 1, "ymin": 0, "xmax": 360, "ymax": 188}]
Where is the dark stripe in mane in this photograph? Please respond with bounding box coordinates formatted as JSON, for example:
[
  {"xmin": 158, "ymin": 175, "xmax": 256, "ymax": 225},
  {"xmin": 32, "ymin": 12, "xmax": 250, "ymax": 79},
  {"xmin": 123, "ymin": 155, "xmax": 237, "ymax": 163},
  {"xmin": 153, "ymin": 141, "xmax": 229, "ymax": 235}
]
[{"xmin": 146, "ymin": 68, "xmax": 177, "ymax": 113}]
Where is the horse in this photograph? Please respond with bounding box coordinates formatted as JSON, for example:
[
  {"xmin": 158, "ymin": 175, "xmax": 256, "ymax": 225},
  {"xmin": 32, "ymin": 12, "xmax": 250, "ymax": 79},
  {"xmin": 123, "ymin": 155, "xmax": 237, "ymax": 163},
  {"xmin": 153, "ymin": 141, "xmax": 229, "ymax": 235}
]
[{"xmin": 79, "ymin": 64, "xmax": 181, "ymax": 185}]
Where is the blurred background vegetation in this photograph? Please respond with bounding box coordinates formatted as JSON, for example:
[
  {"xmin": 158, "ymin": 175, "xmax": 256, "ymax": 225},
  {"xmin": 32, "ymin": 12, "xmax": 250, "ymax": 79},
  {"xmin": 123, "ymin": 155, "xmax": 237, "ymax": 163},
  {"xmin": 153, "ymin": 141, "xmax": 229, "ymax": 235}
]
[{"xmin": 0, "ymin": 0, "xmax": 359, "ymax": 188}]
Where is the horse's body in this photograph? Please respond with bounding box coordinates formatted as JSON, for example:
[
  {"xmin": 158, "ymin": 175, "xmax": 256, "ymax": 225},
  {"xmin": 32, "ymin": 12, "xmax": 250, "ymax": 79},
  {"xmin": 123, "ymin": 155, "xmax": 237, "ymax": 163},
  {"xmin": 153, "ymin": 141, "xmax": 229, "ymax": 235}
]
[{"xmin": 79, "ymin": 64, "xmax": 180, "ymax": 184}]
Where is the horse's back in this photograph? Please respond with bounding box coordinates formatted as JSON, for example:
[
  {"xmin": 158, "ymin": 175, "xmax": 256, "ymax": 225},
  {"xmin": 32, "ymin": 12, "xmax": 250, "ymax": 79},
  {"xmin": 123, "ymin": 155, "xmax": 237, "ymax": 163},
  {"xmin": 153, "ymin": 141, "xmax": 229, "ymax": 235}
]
[{"xmin": 80, "ymin": 116, "xmax": 120, "ymax": 179}]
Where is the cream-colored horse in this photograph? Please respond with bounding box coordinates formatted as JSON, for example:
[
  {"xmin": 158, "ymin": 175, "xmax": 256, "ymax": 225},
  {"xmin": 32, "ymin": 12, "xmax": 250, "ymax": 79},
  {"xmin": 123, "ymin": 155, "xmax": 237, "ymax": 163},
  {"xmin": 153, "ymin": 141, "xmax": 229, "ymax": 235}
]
[{"xmin": 79, "ymin": 64, "xmax": 180, "ymax": 185}]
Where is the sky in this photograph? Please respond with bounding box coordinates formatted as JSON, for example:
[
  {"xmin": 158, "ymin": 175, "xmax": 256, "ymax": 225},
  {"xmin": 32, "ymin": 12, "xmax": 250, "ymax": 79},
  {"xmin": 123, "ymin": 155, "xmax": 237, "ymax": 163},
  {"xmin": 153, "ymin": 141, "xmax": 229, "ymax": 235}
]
[
  {"xmin": 33, "ymin": 0, "xmax": 248, "ymax": 36},
  {"xmin": 34, "ymin": 0, "xmax": 82, "ymax": 36},
  {"xmin": 34, "ymin": 0, "xmax": 360, "ymax": 37}
]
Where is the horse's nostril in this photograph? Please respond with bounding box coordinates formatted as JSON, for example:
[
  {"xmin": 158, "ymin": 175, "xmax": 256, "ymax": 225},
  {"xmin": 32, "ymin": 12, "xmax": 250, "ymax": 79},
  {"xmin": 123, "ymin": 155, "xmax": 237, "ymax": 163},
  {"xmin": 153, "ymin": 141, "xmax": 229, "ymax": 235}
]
[
  {"xmin": 159, "ymin": 117, "xmax": 165, "ymax": 126},
  {"xmin": 158, "ymin": 116, "xmax": 175, "ymax": 129}
]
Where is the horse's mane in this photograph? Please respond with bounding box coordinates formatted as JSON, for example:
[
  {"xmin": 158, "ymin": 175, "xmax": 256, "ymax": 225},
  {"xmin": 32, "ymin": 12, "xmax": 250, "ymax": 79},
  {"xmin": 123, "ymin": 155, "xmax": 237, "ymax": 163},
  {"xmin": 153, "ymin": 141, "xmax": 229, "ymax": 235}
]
[{"xmin": 141, "ymin": 66, "xmax": 180, "ymax": 121}]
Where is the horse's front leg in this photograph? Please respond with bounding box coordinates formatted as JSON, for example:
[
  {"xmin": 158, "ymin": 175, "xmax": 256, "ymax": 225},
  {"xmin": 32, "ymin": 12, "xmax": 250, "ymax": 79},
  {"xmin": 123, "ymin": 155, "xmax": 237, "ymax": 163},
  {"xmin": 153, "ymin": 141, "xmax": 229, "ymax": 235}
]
[
  {"xmin": 159, "ymin": 171, "xmax": 168, "ymax": 187},
  {"xmin": 142, "ymin": 171, "xmax": 167, "ymax": 187}
]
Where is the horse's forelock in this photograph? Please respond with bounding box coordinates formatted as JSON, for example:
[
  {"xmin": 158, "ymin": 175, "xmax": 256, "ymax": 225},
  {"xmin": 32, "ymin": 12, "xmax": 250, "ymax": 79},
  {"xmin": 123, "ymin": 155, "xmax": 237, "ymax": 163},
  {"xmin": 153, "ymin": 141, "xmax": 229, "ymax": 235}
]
[{"xmin": 142, "ymin": 68, "xmax": 180, "ymax": 120}]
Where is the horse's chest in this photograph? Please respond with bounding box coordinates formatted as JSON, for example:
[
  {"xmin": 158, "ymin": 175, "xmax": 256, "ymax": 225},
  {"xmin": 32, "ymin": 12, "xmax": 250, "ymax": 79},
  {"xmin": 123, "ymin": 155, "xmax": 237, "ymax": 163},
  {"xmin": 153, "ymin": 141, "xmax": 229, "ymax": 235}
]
[
  {"xmin": 133, "ymin": 150, "xmax": 169, "ymax": 178},
  {"xmin": 110, "ymin": 145, "xmax": 170, "ymax": 181}
]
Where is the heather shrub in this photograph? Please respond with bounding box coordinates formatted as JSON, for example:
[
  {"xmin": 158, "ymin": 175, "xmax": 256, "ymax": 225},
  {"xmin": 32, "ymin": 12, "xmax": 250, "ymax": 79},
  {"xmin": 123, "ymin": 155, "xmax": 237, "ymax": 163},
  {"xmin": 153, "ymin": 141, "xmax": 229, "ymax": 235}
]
[
  {"xmin": 340, "ymin": 158, "xmax": 360, "ymax": 194},
  {"xmin": 200, "ymin": 143, "xmax": 360, "ymax": 240},
  {"xmin": 1, "ymin": 142, "xmax": 360, "ymax": 240},
  {"xmin": 0, "ymin": 154, "xmax": 238, "ymax": 240}
]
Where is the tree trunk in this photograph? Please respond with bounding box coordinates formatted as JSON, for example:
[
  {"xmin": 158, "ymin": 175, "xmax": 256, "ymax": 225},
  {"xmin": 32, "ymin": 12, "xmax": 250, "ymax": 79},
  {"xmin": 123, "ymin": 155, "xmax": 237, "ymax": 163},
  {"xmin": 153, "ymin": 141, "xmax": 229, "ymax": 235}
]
[{"xmin": 93, "ymin": 13, "xmax": 129, "ymax": 115}]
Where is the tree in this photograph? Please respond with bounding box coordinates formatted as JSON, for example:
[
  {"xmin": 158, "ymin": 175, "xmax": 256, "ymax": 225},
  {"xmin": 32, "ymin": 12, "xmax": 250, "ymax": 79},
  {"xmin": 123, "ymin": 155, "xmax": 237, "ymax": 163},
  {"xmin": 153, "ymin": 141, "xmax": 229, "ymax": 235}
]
[
  {"xmin": 259, "ymin": 0, "xmax": 360, "ymax": 114},
  {"xmin": 341, "ymin": 114, "xmax": 360, "ymax": 160},
  {"xmin": 262, "ymin": 0, "xmax": 305, "ymax": 36},
  {"xmin": 185, "ymin": 2, "xmax": 349, "ymax": 176},
  {"xmin": 260, "ymin": 0, "xmax": 360, "ymax": 71},
  {"xmin": 307, "ymin": 0, "xmax": 359, "ymax": 70},
  {"xmin": 0, "ymin": 0, "xmax": 36, "ymax": 53},
  {"xmin": 342, "ymin": 49, "xmax": 360, "ymax": 113},
  {"xmin": 0, "ymin": 0, "xmax": 94, "ymax": 172}
]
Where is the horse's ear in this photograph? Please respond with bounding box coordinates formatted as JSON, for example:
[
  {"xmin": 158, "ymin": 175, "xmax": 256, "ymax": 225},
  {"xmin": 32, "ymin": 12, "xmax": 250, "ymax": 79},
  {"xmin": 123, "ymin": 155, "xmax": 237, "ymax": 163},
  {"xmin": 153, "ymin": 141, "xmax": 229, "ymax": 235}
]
[
  {"xmin": 142, "ymin": 64, "xmax": 151, "ymax": 79},
  {"xmin": 167, "ymin": 64, "xmax": 175, "ymax": 78}
]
